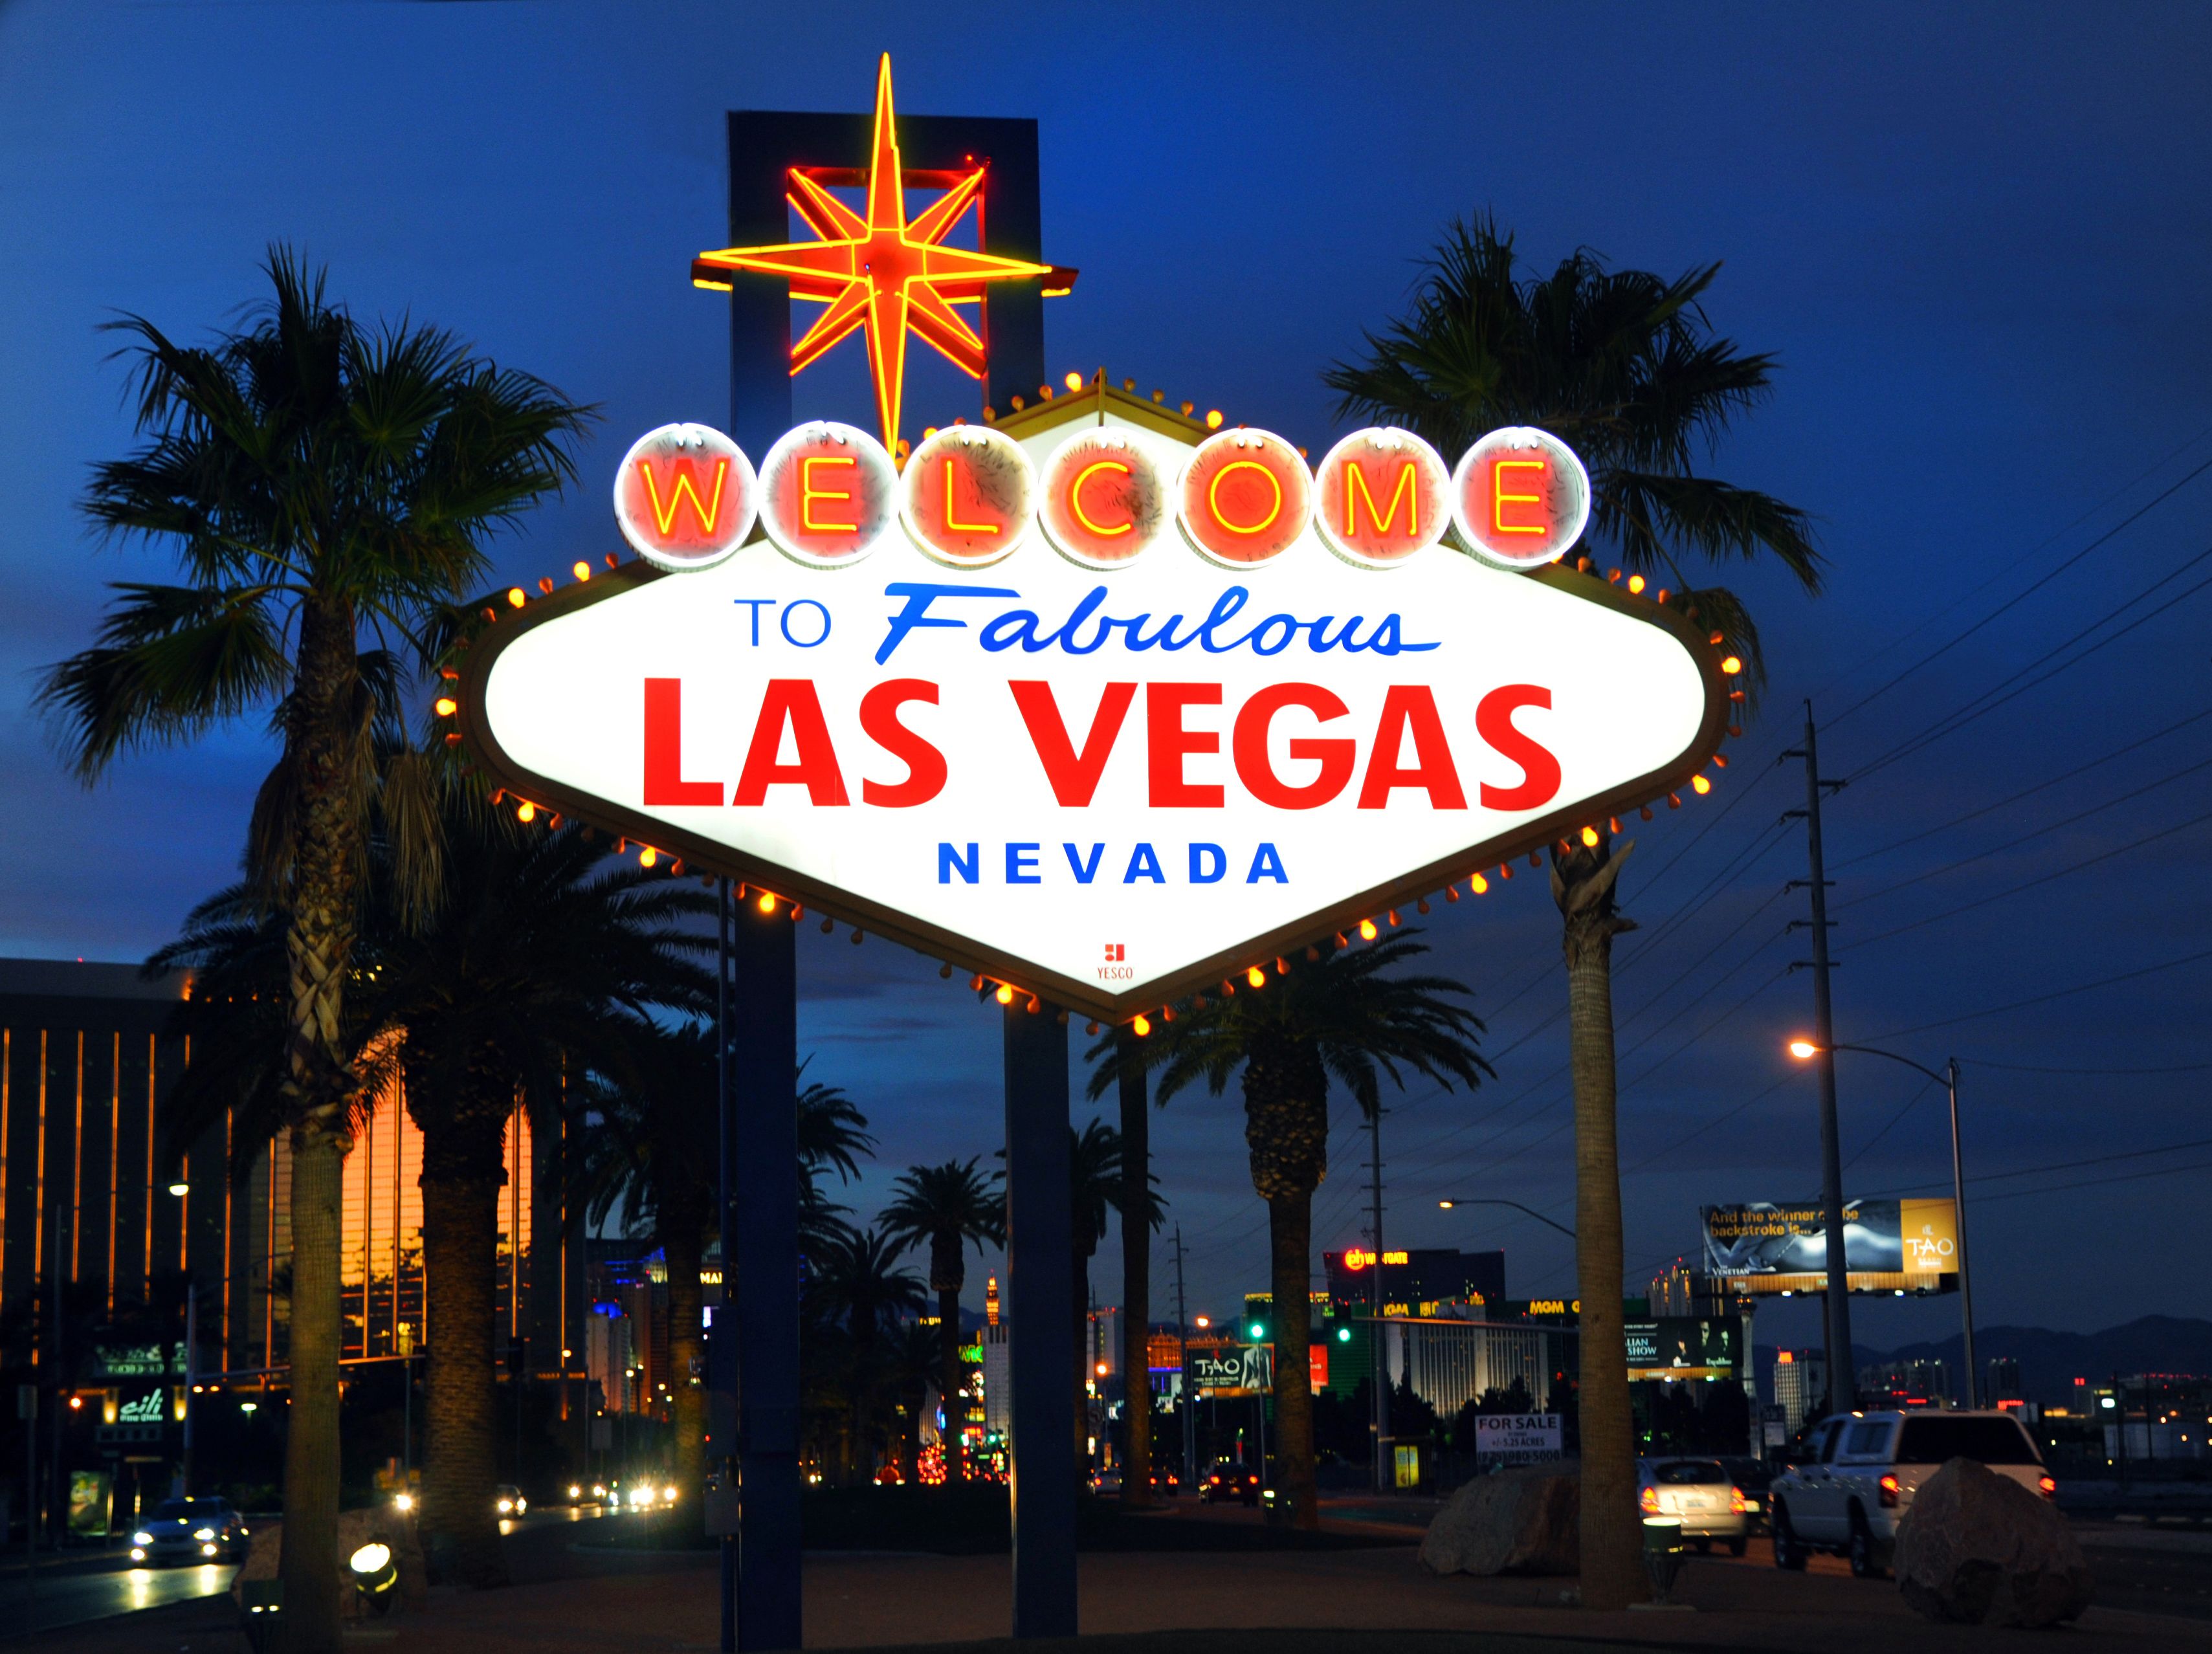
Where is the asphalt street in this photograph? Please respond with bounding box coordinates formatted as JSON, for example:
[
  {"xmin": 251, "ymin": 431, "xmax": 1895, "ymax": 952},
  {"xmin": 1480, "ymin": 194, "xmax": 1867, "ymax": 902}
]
[{"xmin": 0, "ymin": 1556, "xmax": 238, "ymax": 1641}]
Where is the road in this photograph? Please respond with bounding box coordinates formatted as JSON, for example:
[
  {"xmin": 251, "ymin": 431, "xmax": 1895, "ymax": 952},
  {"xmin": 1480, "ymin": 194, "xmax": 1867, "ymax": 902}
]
[{"xmin": 0, "ymin": 1557, "xmax": 238, "ymax": 1641}]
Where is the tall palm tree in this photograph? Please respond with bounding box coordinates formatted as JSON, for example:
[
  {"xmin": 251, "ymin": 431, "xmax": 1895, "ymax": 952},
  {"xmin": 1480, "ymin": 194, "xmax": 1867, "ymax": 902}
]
[
  {"xmin": 42, "ymin": 253, "xmax": 590, "ymax": 1644},
  {"xmin": 356, "ymin": 806, "xmax": 711, "ymax": 1583},
  {"xmin": 1089, "ymin": 934, "xmax": 1486, "ymax": 1528},
  {"xmin": 1326, "ymin": 213, "xmax": 1819, "ymax": 1605},
  {"xmin": 1112, "ymin": 1031, "xmax": 1155, "ymax": 1508},
  {"xmin": 807, "ymin": 1228, "xmax": 925, "ymax": 1483},
  {"xmin": 879, "ymin": 1160, "xmax": 1002, "ymax": 1479}
]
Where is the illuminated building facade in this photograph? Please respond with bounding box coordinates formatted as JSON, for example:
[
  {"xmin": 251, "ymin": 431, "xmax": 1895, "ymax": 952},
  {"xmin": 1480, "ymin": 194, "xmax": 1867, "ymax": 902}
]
[{"xmin": 0, "ymin": 960, "xmax": 584, "ymax": 1393}]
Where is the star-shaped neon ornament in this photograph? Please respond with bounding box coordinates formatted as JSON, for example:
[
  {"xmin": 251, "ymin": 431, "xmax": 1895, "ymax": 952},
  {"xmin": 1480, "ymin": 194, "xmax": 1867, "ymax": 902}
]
[{"xmin": 692, "ymin": 55, "xmax": 1071, "ymax": 453}]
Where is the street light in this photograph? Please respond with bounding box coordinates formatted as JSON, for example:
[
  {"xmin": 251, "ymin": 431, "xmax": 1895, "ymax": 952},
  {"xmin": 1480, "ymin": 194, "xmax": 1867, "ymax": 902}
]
[
  {"xmin": 1787, "ymin": 1038, "xmax": 1976, "ymax": 1407},
  {"xmin": 1435, "ymin": 1198, "xmax": 1576, "ymax": 1239}
]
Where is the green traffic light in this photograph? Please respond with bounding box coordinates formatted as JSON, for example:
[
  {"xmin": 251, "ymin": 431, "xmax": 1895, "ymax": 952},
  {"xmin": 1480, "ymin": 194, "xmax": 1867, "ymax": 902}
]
[
  {"xmin": 1248, "ymin": 1323, "xmax": 1265, "ymax": 1340},
  {"xmin": 1336, "ymin": 1327, "xmax": 1351, "ymax": 1343}
]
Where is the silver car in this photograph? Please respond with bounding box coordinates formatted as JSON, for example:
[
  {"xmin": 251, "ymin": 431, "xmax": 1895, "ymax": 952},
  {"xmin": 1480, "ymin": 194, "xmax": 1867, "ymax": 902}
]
[{"xmin": 1637, "ymin": 1457, "xmax": 1749, "ymax": 1554}]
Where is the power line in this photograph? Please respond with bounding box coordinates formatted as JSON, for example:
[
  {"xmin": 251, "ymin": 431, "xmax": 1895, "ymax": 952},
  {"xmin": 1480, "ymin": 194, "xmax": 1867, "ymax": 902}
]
[
  {"xmin": 1961, "ymin": 1057, "xmax": 2212, "ymax": 1075},
  {"xmin": 1867, "ymin": 945, "xmax": 2212, "ymax": 1039},
  {"xmin": 1825, "ymin": 449, "xmax": 2212, "ymax": 732},
  {"xmin": 1832, "ymin": 752, "xmax": 2212, "ymax": 913},
  {"xmin": 1842, "ymin": 1076, "xmax": 1939, "ymax": 1171},
  {"xmin": 1839, "ymin": 804, "xmax": 2212, "ymax": 953},
  {"xmin": 1830, "ymin": 706, "xmax": 2212, "ymax": 873},
  {"xmin": 1846, "ymin": 544, "xmax": 2212, "ymax": 784},
  {"xmin": 1974, "ymin": 1158, "xmax": 2212, "ymax": 1205}
]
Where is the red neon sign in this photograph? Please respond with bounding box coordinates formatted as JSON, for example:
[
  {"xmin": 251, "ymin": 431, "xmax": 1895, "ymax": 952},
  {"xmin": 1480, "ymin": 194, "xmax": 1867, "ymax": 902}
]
[
  {"xmin": 1313, "ymin": 429, "xmax": 1450, "ymax": 568},
  {"xmin": 757, "ymin": 422, "xmax": 898, "ymax": 566},
  {"xmin": 901, "ymin": 426, "xmax": 1032, "ymax": 568},
  {"xmin": 1178, "ymin": 428, "xmax": 1311, "ymax": 566},
  {"xmin": 1037, "ymin": 432, "xmax": 1171, "ymax": 568},
  {"xmin": 612, "ymin": 425, "xmax": 758, "ymax": 571},
  {"xmin": 690, "ymin": 56, "xmax": 1065, "ymax": 452}
]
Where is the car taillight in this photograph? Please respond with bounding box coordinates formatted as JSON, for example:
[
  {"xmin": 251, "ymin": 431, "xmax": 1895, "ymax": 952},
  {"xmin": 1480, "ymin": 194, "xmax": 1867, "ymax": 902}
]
[
  {"xmin": 1639, "ymin": 1486, "xmax": 1660, "ymax": 1514},
  {"xmin": 1877, "ymin": 1474, "xmax": 1901, "ymax": 1509},
  {"xmin": 2038, "ymin": 1474, "xmax": 2056, "ymax": 1500},
  {"xmin": 1210, "ymin": 1475, "xmax": 1221, "ymax": 1484},
  {"xmin": 1729, "ymin": 1486, "xmax": 1746, "ymax": 1514}
]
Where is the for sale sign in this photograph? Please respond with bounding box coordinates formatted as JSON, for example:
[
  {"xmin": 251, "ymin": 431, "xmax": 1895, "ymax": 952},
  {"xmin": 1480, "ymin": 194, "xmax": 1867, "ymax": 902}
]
[
  {"xmin": 458, "ymin": 394, "xmax": 1729, "ymax": 1017},
  {"xmin": 1472, "ymin": 1413, "xmax": 1563, "ymax": 1464}
]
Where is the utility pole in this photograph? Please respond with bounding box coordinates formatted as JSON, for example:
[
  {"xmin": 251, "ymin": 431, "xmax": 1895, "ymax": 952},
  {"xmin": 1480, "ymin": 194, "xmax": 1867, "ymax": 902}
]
[
  {"xmin": 1367, "ymin": 1105, "xmax": 1389, "ymax": 1493},
  {"xmin": 1171, "ymin": 1227, "xmax": 1192, "ymax": 1485},
  {"xmin": 1783, "ymin": 703, "xmax": 1853, "ymax": 1420}
]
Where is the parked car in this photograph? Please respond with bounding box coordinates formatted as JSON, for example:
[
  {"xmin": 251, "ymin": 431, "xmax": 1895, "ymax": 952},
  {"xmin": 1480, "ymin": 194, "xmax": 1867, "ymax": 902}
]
[
  {"xmin": 1717, "ymin": 1455, "xmax": 1775, "ymax": 1536},
  {"xmin": 1636, "ymin": 1458, "xmax": 1748, "ymax": 1554},
  {"xmin": 1199, "ymin": 1461, "xmax": 1261, "ymax": 1506},
  {"xmin": 130, "ymin": 1495, "xmax": 250, "ymax": 1565},
  {"xmin": 1769, "ymin": 1410, "xmax": 2054, "ymax": 1578}
]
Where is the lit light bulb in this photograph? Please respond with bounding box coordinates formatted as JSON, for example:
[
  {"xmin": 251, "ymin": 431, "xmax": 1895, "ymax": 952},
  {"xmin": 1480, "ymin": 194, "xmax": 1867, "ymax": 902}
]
[
  {"xmin": 1132, "ymin": 1014, "xmax": 1151, "ymax": 1037},
  {"xmin": 1470, "ymin": 873, "xmax": 1488, "ymax": 894},
  {"xmin": 995, "ymin": 984, "xmax": 1014, "ymax": 1005},
  {"xmin": 1580, "ymin": 826, "xmax": 1600, "ymax": 848},
  {"xmin": 434, "ymin": 697, "xmax": 457, "ymax": 717},
  {"xmin": 757, "ymin": 892, "xmax": 776, "ymax": 914},
  {"xmin": 516, "ymin": 802, "xmax": 535, "ymax": 823},
  {"xmin": 507, "ymin": 588, "xmax": 526, "ymax": 608},
  {"xmin": 574, "ymin": 561, "xmax": 592, "ymax": 581},
  {"xmin": 1246, "ymin": 966, "xmax": 1266, "ymax": 989},
  {"xmin": 1692, "ymin": 775, "xmax": 1712, "ymax": 795},
  {"xmin": 1626, "ymin": 574, "xmax": 1646, "ymax": 595},
  {"xmin": 1358, "ymin": 919, "xmax": 1378, "ymax": 941},
  {"xmin": 1720, "ymin": 656, "xmax": 1743, "ymax": 676},
  {"xmin": 1065, "ymin": 371, "xmax": 1083, "ymax": 391}
]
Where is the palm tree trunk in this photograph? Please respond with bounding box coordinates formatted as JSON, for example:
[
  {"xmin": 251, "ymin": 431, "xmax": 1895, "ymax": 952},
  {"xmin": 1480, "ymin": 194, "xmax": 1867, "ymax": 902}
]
[
  {"xmin": 1242, "ymin": 1041, "xmax": 1325, "ymax": 1532},
  {"xmin": 1558, "ymin": 841, "xmax": 1639, "ymax": 1610},
  {"xmin": 1266, "ymin": 1192, "xmax": 1318, "ymax": 1528},
  {"xmin": 1116, "ymin": 1043, "xmax": 1153, "ymax": 1508},
  {"xmin": 280, "ymin": 1121, "xmax": 345, "ymax": 1653},
  {"xmin": 419, "ymin": 1170, "xmax": 508, "ymax": 1587},
  {"xmin": 935, "ymin": 1272, "xmax": 963, "ymax": 1479},
  {"xmin": 663, "ymin": 1224, "xmax": 706, "ymax": 1532},
  {"xmin": 276, "ymin": 597, "xmax": 360, "ymax": 1654}
]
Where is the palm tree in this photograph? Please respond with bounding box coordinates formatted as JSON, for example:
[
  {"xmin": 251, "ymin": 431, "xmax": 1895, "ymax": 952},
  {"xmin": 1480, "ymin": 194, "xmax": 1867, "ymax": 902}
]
[
  {"xmin": 879, "ymin": 1159, "xmax": 1002, "ymax": 1479},
  {"xmin": 1112, "ymin": 1031, "xmax": 1155, "ymax": 1507},
  {"xmin": 807, "ymin": 1228, "xmax": 925, "ymax": 1483},
  {"xmin": 573, "ymin": 1026, "xmax": 720, "ymax": 1536},
  {"xmin": 39, "ymin": 251, "xmax": 589, "ymax": 1650},
  {"xmin": 1067, "ymin": 1119, "xmax": 1165, "ymax": 1478},
  {"xmin": 358, "ymin": 807, "xmax": 711, "ymax": 1583},
  {"xmin": 1089, "ymin": 934, "xmax": 1485, "ymax": 1528},
  {"xmin": 1326, "ymin": 213, "xmax": 1819, "ymax": 1605}
]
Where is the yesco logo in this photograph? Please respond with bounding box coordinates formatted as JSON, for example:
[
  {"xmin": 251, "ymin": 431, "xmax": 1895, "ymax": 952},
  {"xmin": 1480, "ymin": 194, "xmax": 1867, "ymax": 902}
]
[{"xmin": 463, "ymin": 408, "xmax": 1725, "ymax": 1015}]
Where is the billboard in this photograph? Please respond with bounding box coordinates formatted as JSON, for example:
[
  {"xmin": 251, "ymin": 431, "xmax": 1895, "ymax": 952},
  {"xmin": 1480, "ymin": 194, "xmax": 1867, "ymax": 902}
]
[
  {"xmin": 1625, "ymin": 1317, "xmax": 1740, "ymax": 1380},
  {"xmin": 1701, "ymin": 1198, "xmax": 1959, "ymax": 1296},
  {"xmin": 458, "ymin": 399, "xmax": 1729, "ymax": 1019},
  {"xmin": 1186, "ymin": 1343, "xmax": 1272, "ymax": 1396}
]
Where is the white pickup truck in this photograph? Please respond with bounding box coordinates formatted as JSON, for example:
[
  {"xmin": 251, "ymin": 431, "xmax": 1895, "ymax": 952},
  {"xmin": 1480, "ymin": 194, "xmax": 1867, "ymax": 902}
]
[{"xmin": 1768, "ymin": 1409, "xmax": 2055, "ymax": 1578}]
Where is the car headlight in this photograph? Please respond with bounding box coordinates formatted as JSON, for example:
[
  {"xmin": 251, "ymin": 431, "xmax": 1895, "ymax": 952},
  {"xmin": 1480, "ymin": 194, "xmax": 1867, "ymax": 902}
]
[
  {"xmin": 195, "ymin": 1527, "xmax": 216, "ymax": 1541},
  {"xmin": 131, "ymin": 1547, "xmax": 146, "ymax": 1560},
  {"xmin": 133, "ymin": 1530, "xmax": 153, "ymax": 1545},
  {"xmin": 393, "ymin": 1492, "xmax": 414, "ymax": 1512},
  {"xmin": 496, "ymin": 1499, "xmax": 513, "ymax": 1513},
  {"xmin": 662, "ymin": 1486, "xmax": 676, "ymax": 1503},
  {"xmin": 568, "ymin": 1485, "xmax": 582, "ymax": 1500}
]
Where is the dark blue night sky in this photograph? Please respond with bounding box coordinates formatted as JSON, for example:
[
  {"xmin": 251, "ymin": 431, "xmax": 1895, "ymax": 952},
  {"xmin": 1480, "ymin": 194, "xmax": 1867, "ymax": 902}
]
[{"xmin": 3, "ymin": 3, "xmax": 2207, "ymax": 1345}]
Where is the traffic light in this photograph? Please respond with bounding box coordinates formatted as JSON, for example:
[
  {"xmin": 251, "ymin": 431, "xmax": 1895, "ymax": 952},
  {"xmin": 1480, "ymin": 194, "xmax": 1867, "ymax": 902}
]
[
  {"xmin": 1336, "ymin": 1326, "xmax": 1352, "ymax": 1343},
  {"xmin": 1247, "ymin": 1321, "xmax": 1266, "ymax": 1341}
]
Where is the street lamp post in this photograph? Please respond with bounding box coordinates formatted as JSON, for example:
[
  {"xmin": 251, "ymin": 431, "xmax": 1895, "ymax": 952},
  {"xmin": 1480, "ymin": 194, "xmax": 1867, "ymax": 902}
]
[
  {"xmin": 1787, "ymin": 1041, "xmax": 1976, "ymax": 1407},
  {"xmin": 1435, "ymin": 1198, "xmax": 1578, "ymax": 1240}
]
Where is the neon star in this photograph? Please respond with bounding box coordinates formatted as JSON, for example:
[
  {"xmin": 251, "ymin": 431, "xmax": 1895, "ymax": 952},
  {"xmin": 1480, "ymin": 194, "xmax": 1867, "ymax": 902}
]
[{"xmin": 692, "ymin": 55, "xmax": 1059, "ymax": 452}]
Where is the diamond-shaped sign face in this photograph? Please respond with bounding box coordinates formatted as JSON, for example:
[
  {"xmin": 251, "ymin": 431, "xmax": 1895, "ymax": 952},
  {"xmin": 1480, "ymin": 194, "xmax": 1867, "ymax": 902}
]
[{"xmin": 459, "ymin": 410, "xmax": 1725, "ymax": 1019}]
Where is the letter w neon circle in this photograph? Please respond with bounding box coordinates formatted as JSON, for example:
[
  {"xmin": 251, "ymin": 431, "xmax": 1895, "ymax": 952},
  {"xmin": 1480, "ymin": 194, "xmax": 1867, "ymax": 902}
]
[{"xmin": 637, "ymin": 457, "xmax": 729, "ymax": 537}]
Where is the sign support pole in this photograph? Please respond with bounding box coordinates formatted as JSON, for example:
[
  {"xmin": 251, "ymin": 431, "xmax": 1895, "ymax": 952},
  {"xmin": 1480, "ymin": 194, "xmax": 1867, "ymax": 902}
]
[
  {"xmin": 1002, "ymin": 1003, "xmax": 1076, "ymax": 1639},
  {"xmin": 714, "ymin": 879, "xmax": 735, "ymax": 1653},
  {"xmin": 733, "ymin": 898, "xmax": 801, "ymax": 1651}
]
